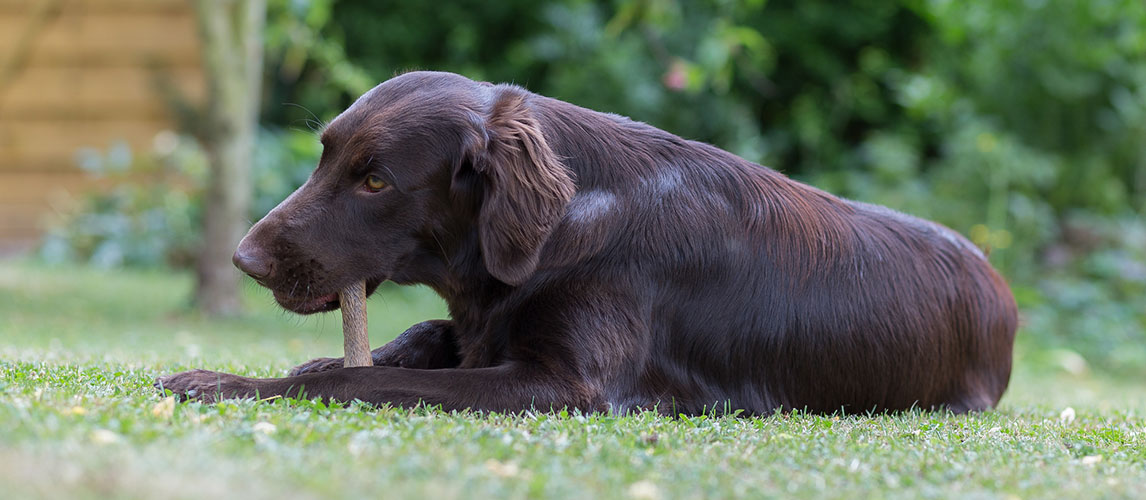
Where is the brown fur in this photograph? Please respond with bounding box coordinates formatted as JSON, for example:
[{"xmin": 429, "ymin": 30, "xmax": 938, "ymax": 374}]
[{"xmin": 156, "ymin": 71, "xmax": 1018, "ymax": 415}]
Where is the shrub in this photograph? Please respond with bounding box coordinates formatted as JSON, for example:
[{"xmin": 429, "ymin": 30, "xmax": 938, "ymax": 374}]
[{"xmin": 40, "ymin": 129, "xmax": 320, "ymax": 269}]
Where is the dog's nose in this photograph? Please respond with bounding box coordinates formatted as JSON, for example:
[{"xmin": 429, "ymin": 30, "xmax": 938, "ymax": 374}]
[{"xmin": 233, "ymin": 241, "xmax": 273, "ymax": 280}]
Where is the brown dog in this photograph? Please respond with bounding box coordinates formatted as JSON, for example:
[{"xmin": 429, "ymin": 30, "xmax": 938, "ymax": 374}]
[{"xmin": 155, "ymin": 71, "xmax": 1017, "ymax": 415}]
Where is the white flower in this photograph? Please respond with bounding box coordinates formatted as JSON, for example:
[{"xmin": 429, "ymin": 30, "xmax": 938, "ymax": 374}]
[
  {"xmin": 627, "ymin": 480, "xmax": 661, "ymax": 500},
  {"xmin": 1059, "ymin": 407, "xmax": 1076, "ymax": 424},
  {"xmin": 90, "ymin": 429, "xmax": 120, "ymax": 444}
]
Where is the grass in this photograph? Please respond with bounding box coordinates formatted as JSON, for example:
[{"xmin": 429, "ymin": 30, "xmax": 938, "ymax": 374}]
[{"xmin": 1, "ymin": 261, "xmax": 1144, "ymax": 499}]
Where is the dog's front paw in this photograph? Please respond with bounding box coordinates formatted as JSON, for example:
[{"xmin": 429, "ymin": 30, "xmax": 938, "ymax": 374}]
[
  {"xmin": 154, "ymin": 369, "xmax": 255, "ymax": 403},
  {"xmin": 288, "ymin": 357, "xmax": 344, "ymax": 376}
]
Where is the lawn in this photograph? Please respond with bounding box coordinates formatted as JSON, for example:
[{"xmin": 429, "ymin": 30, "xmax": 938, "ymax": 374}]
[{"xmin": 1, "ymin": 261, "xmax": 1144, "ymax": 499}]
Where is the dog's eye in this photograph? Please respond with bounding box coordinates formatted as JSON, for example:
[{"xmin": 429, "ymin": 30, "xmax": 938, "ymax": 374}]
[{"xmin": 364, "ymin": 175, "xmax": 388, "ymax": 192}]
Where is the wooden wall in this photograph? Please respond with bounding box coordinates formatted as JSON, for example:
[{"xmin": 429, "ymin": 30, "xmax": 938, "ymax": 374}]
[{"xmin": 0, "ymin": 0, "xmax": 203, "ymax": 253}]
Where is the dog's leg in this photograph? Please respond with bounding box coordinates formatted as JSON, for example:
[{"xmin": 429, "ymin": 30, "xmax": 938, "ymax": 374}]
[
  {"xmin": 288, "ymin": 320, "xmax": 459, "ymax": 376},
  {"xmin": 154, "ymin": 364, "xmax": 597, "ymax": 412}
]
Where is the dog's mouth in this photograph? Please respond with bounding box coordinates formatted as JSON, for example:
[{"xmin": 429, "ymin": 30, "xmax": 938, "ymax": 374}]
[
  {"xmin": 270, "ymin": 279, "xmax": 384, "ymax": 314},
  {"xmin": 273, "ymin": 290, "xmax": 340, "ymax": 314}
]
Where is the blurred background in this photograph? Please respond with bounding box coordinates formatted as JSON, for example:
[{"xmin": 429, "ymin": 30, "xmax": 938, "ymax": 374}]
[{"xmin": 0, "ymin": 0, "xmax": 1143, "ymax": 381}]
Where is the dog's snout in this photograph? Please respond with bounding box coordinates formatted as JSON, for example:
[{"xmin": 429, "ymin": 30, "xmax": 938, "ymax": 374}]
[{"xmin": 233, "ymin": 239, "xmax": 273, "ymax": 280}]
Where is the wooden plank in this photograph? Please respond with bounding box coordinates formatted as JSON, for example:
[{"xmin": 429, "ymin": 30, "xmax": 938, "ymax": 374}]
[
  {"xmin": 0, "ymin": 102, "xmax": 180, "ymax": 121},
  {"xmin": 0, "ymin": 0, "xmax": 188, "ymax": 14},
  {"xmin": 0, "ymin": 1, "xmax": 201, "ymax": 245},
  {"xmin": 0, "ymin": 170, "xmax": 193, "ymax": 243},
  {"xmin": 0, "ymin": 119, "xmax": 174, "ymax": 172},
  {"xmin": 0, "ymin": 172, "xmax": 92, "ymax": 241},
  {"xmin": 0, "ymin": 237, "xmax": 38, "ymax": 255},
  {"xmin": 0, "ymin": 171, "xmax": 96, "ymax": 205},
  {"xmin": 1, "ymin": 48, "xmax": 201, "ymax": 67},
  {"xmin": 0, "ymin": 12, "xmax": 200, "ymax": 65},
  {"xmin": 0, "ymin": 106, "xmax": 176, "ymax": 121},
  {"xmin": 1, "ymin": 66, "xmax": 204, "ymax": 116},
  {"xmin": 0, "ymin": 203, "xmax": 55, "ymax": 234}
]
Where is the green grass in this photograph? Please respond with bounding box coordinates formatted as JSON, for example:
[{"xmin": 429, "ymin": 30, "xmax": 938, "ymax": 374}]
[{"xmin": 2, "ymin": 261, "xmax": 1144, "ymax": 499}]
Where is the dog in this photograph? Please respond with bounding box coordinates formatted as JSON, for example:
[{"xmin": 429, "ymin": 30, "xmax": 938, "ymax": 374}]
[{"xmin": 156, "ymin": 71, "xmax": 1017, "ymax": 415}]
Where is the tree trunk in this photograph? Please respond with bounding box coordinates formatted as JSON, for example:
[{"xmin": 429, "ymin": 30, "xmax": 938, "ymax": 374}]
[{"xmin": 192, "ymin": 0, "xmax": 266, "ymax": 316}]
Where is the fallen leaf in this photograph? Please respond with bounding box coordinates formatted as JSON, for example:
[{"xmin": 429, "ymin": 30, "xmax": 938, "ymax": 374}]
[
  {"xmin": 485, "ymin": 459, "xmax": 520, "ymax": 478},
  {"xmin": 151, "ymin": 397, "xmax": 175, "ymax": 419}
]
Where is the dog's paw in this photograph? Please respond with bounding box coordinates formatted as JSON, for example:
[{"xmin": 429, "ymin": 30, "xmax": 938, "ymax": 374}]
[
  {"xmin": 288, "ymin": 357, "xmax": 344, "ymax": 376},
  {"xmin": 154, "ymin": 369, "xmax": 255, "ymax": 403}
]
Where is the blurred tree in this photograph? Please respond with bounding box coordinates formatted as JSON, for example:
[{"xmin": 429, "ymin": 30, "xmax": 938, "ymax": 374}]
[{"xmin": 192, "ymin": 0, "xmax": 266, "ymax": 316}]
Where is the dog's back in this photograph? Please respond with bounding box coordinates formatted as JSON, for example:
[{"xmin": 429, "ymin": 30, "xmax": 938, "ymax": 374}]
[{"xmin": 534, "ymin": 95, "xmax": 1018, "ymax": 414}]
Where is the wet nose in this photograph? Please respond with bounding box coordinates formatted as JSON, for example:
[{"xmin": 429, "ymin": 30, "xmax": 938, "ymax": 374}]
[{"xmin": 232, "ymin": 240, "xmax": 273, "ymax": 280}]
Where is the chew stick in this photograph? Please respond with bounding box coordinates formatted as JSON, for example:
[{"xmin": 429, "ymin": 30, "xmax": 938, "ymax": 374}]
[{"xmin": 340, "ymin": 281, "xmax": 372, "ymax": 367}]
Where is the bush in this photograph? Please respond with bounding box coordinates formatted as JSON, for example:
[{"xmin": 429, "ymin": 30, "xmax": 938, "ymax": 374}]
[
  {"xmin": 41, "ymin": 129, "xmax": 320, "ymax": 269},
  {"xmin": 40, "ymin": 137, "xmax": 203, "ymax": 268}
]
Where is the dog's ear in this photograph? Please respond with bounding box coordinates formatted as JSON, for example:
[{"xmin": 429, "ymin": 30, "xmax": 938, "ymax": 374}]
[{"xmin": 468, "ymin": 86, "xmax": 575, "ymax": 285}]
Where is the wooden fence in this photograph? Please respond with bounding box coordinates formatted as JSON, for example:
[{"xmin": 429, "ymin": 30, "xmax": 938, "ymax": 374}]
[{"xmin": 0, "ymin": 0, "xmax": 202, "ymax": 252}]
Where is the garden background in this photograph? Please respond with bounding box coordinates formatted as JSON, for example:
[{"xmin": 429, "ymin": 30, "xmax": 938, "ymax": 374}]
[{"xmin": 1, "ymin": 1, "xmax": 1144, "ymax": 498}]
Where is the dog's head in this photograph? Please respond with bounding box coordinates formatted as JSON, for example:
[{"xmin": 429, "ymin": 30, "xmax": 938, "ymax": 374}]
[{"xmin": 234, "ymin": 71, "xmax": 575, "ymax": 313}]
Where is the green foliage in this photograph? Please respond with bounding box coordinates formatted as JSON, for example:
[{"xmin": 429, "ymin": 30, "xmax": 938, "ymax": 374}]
[
  {"xmin": 250, "ymin": 128, "xmax": 323, "ymax": 219},
  {"xmin": 262, "ymin": 0, "xmax": 375, "ymax": 125},
  {"xmin": 40, "ymin": 139, "xmax": 204, "ymax": 268},
  {"xmin": 873, "ymin": 0, "xmax": 1146, "ymax": 272},
  {"xmin": 41, "ymin": 129, "xmax": 319, "ymax": 269},
  {"xmin": 919, "ymin": 0, "xmax": 1146, "ymax": 216},
  {"xmin": 1017, "ymin": 215, "xmax": 1146, "ymax": 374}
]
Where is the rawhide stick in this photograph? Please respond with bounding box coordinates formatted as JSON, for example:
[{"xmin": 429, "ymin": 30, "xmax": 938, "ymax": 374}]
[{"xmin": 339, "ymin": 281, "xmax": 372, "ymax": 367}]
